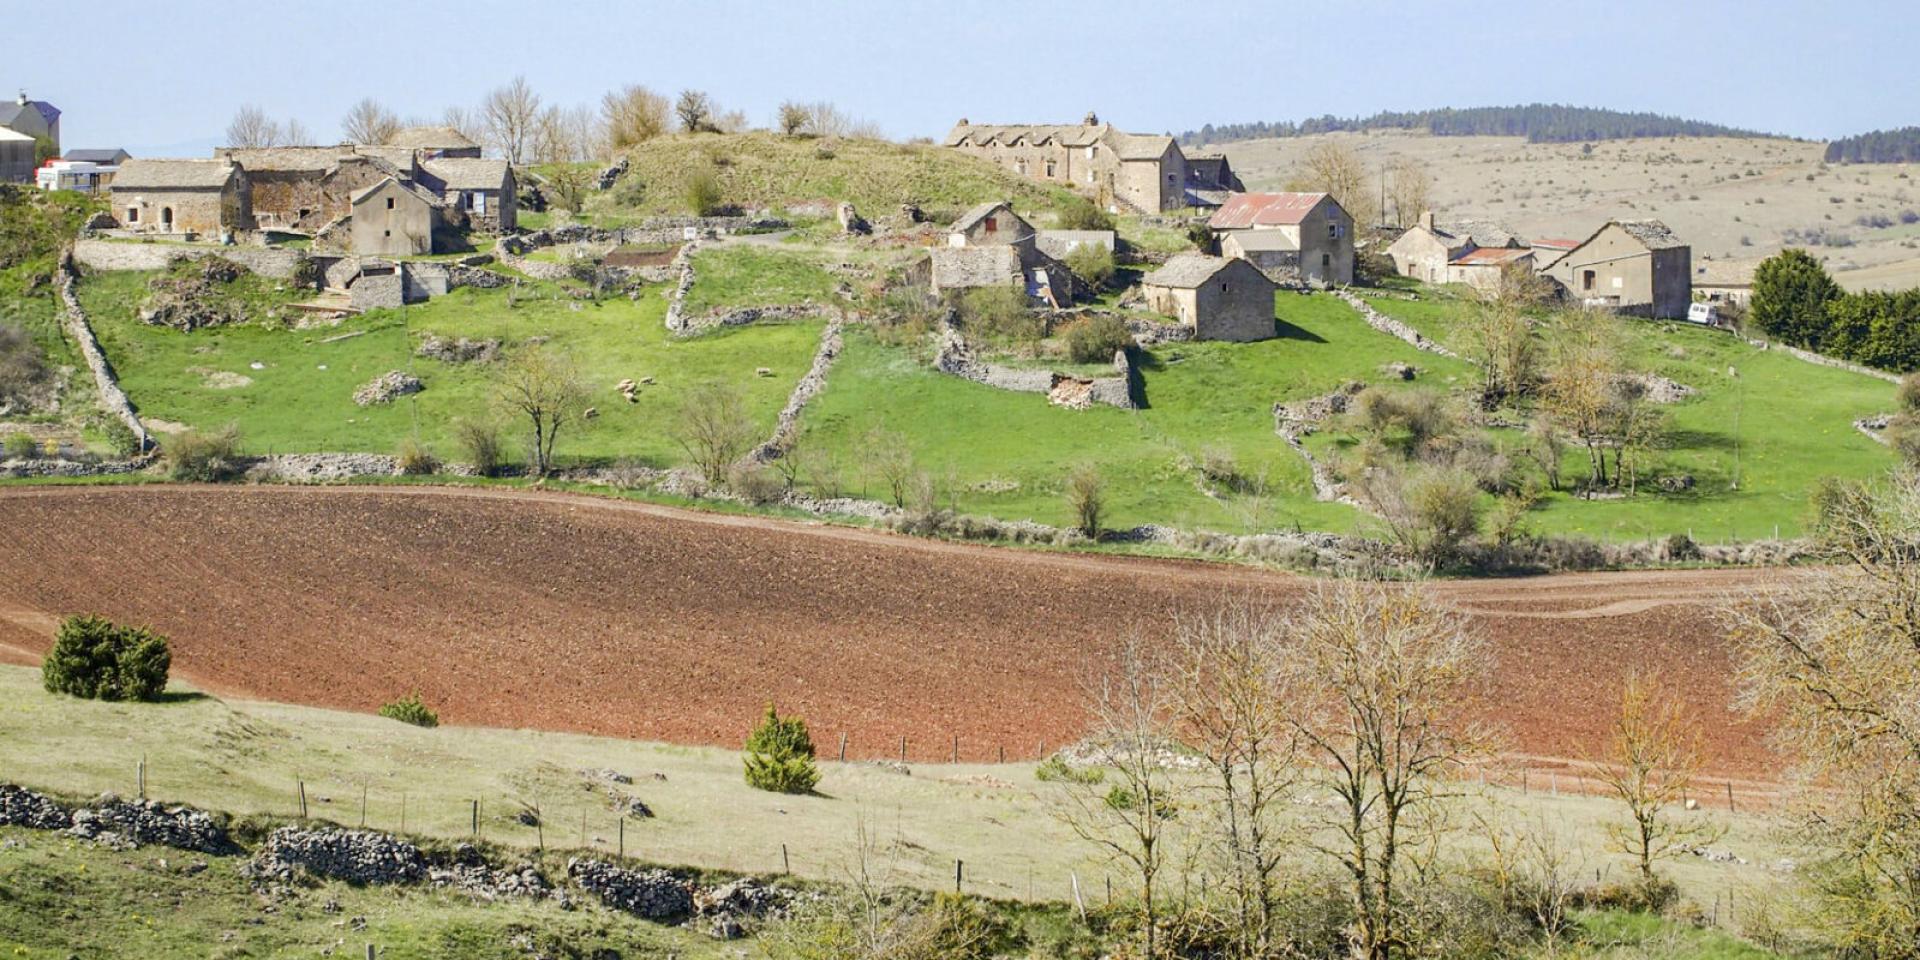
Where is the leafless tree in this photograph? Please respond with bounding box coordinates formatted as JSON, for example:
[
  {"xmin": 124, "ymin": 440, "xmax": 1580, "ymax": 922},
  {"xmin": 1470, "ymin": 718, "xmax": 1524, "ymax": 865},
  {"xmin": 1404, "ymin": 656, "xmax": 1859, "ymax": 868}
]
[
  {"xmin": 1385, "ymin": 156, "xmax": 1432, "ymax": 229},
  {"xmin": 1468, "ymin": 300, "xmax": 1541, "ymax": 407},
  {"xmin": 1592, "ymin": 670, "xmax": 1722, "ymax": 884},
  {"xmin": 1288, "ymin": 140, "xmax": 1378, "ymax": 230},
  {"xmin": 713, "ymin": 108, "xmax": 749, "ymax": 135},
  {"xmin": 1479, "ymin": 809, "xmax": 1585, "ymax": 955},
  {"xmin": 494, "ymin": 346, "xmax": 589, "ymax": 475},
  {"xmin": 777, "ymin": 101, "xmax": 811, "ymax": 137},
  {"xmin": 863, "ymin": 426, "xmax": 915, "ymax": 507},
  {"xmin": 482, "ymin": 75, "xmax": 543, "ymax": 165},
  {"xmin": 602, "ymin": 84, "xmax": 669, "ymax": 150},
  {"xmin": 533, "ymin": 103, "xmax": 602, "ymax": 164},
  {"xmin": 341, "ymin": 97, "xmax": 400, "ymax": 145},
  {"xmin": 674, "ymin": 380, "xmax": 756, "ymax": 485},
  {"xmin": 675, "ymin": 89, "xmax": 716, "ymax": 133},
  {"xmin": 441, "ymin": 105, "xmax": 481, "ymax": 144},
  {"xmin": 225, "ymin": 104, "xmax": 281, "ymax": 148},
  {"xmin": 1541, "ymin": 314, "xmax": 1625, "ymax": 491},
  {"xmin": 282, "ymin": 117, "xmax": 313, "ymax": 146},
  {"xmin": 1164, "ymin": 602, "xmax": 1300, "ymax": 959},
  {"xmin": 1056, "ymin": 633, "xmax": 1185, "ymax": 960},
  {"xmin": 1726, "ymin": 471, "xmax": 1920, "ymax": 956},
  {"xmin": 1279, "ymin": 580, "xmax": 1492, "ymax": 960}
]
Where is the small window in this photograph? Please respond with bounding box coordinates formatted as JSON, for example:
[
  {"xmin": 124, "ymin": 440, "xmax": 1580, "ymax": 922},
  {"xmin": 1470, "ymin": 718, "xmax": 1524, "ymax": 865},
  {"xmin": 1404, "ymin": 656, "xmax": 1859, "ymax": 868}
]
[
  {"xmin": 984, "ymin": 217, "xmax": 997, "ymax": 233},
  {"xmin": 384, "ymin": 230, "xmax": 391, "ymax": 237},
  {"xmin": 126, "ymin": 207, "xmax": 138, "ymax": 223},
  {"xmin": 1220, "ymin": 282, "xmax": 1230, "ymax": 293},
  {"xmin": 386, "ymin": 197, "xmax": 395, "ymax": 210},
  {"xmin": 1328, "ymin": 223, "xmax": 1339, "ymax": 239},
  {"xmin": 1582, "ymin": 270, "xmax": 1597, "ymax": 291},
  {"xmin": 1321, "ymin": 253, "xmax": 1331, "ymax": 270},
  {"xmin": 1045, "ymin": 159, "xmax": 1057, "ymax": 177}
]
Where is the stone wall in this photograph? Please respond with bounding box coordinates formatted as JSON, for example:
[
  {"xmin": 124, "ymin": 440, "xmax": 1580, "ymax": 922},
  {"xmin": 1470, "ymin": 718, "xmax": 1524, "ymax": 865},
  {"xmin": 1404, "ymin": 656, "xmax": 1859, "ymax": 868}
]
[
  {"xmin": 662, "ymin": 241, "xmax": 702, "ymax": 333},
  {"xmin": 72, "ymin": 239, "xmax": 308, "ymax": 280},
  {"xmin": 1333, "ymin": 289, "xmax": 1460, "ymax": 359},
  {"xmin": 745, "ymin": 319, "xmax": 844, "ymax": 465},
  {"xmin": 1743, "ymin": 335, "xmax": 1901, "ymax": 384},
  {"xmin": 932, "ymin": 323, "xmax": 1137, "ymax": 409},
  {"xmin": 55, "ymin": 248, "xmax": 152, "ymax": 451}
]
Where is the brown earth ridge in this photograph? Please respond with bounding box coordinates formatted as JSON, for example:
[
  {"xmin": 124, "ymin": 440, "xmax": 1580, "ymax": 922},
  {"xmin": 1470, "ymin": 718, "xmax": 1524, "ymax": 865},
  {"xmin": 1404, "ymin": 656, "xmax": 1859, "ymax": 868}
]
[{"xmin": 0, "ymin": 485, "xmax": 1793, "ymax": 778}]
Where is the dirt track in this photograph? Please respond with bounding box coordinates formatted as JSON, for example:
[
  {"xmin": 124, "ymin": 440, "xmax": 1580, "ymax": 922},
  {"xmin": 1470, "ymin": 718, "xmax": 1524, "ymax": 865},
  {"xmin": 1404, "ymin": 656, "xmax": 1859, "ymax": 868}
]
[{"xmin": 0, "ymin": 485, "xmax": 1792, "ymax": 777}]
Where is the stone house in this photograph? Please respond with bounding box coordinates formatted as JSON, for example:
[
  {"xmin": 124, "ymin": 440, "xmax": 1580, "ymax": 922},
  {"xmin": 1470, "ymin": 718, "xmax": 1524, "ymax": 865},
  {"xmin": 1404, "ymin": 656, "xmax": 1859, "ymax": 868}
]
[
  {"xmin": 1141, "ymin": 253, "xmax": 1279, "ymax": 342},
  {"xmin": 1208, "ymin": 192, "xmax": 1354, "ymax": 284},
  {"xmin": 212, "ymin": 146, "xmax": 405, "ymax": 232},
  {"xmin": 416, "ymin": 158, "xmax": 516, "ymax": 232},
  {"xmin": 350, "ymin": 177, "xmax": 449, "ymax": 256},
  {"xmin": 1693, "ymin": 260, "xmax": 1755, "ymax": 307},
  {"xmin": 1446, "ymin": 246, "xmax": 1535, "ymax": 292},
  {"xmin": 384, "ymin": 125, "xmax": 482, "ymax": 158},
  {"xmin": 1539, "ymin": 220, "xmax": 1692, "ymax": 319},
  {"xmin": 943, "ymin": 112, "xmax": 1240, "ymax": 213},
  {"xmin": 0, "ymin": 92, "xmax": 59, "ymax": 174},
  {"xmin": 931, "ymin": 201, "xmax": 1076, "ymax": 305},
  {"xmin": 1386, "ymin": 212, "xmax": 1536, "ymax": 292},
  {"xmin": 108, "ymin": 159, "xmax": 250, "ymax": 236},
  {"xmin": 1035, "ymin": 229, "xmax": 1115, "ymax": 260}
]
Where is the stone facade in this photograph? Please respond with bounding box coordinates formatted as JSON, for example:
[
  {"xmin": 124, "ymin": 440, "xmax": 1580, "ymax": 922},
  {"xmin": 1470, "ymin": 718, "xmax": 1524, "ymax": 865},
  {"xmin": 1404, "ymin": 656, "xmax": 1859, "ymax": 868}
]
[
  {"xmin": 109, "ymin": 160, "xmax": 250, "ymax": 237},
  {"xmin": 1141, "ymin": 254, "xmax": 1279, "ymax": 342},
  {"xmin": 1209, "ymin": 192, "xmax": 1354, "ymax": 284},
  {"xmin": 350, "ymin": 178, "xmax": 442, "ymax": 256},
  {"xmin": 1540, "ymin": 220, "xmax": 1692, "ymax": 319},
  {"xmin": 944, "ymin": 113, "xmax": 1239, "ymax": 213}
]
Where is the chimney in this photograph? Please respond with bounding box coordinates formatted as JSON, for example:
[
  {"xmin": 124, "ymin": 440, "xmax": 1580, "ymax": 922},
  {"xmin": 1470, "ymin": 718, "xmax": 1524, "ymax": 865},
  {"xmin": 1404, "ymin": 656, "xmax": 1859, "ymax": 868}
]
[
  {"xmin": 1084, "ymin": 111, "xmax": 1099, "ymax": 127},
  {"xmin": 957, "ymin": 117, "xmax": 968, "ymax": 126},
  {"xmin": 16, "ymin": 90, "xmax": 27, "ymax": 107},
  {"xmin": 1419, "ymin": 210, "xmax": 1434, "ymax": 232}
]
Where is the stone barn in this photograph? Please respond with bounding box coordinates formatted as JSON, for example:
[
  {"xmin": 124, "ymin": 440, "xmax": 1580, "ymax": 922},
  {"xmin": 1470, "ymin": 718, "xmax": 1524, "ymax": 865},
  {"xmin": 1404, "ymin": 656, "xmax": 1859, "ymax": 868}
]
[
  {"xmin": 417, "ymin": 157, "xmax": 516, "ymax": 233},
  {"xmin": 108, "ymin": 159, "xmax": 250, "ymax": 236},
  {"xmin": 943, "ymin": 112, "xmax": 1238, "ymax": 213},
  {"xmin": 350, "ymin": 177, "xmax": 446, "ymax": 256},
  {"xmin": 1539, "ymin": 220, "xmax": 1692, "ymax": 319},
  {"xmin": 1208, "ymin": 192, "xmax": 1354, "ymax": 284},
  {"xmin": 1141, "ymin": 254, "xmax": 1278, "ymax": 342},
  {"xmin": 933, "ymin": 201, "xmax": 1077, "ymax": 305}
]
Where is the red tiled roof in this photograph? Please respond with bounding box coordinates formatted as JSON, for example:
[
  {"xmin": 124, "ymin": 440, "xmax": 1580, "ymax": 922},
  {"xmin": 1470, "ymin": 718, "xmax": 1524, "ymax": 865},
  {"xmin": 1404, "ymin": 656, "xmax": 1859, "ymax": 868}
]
[
  {"xmin": 1451, "ymin": 247, "xmax": 1533, "ymax": 266},
  {"xmin": 1531, "ymin": 238, "xmax": 1581, "ymax": 250},
  {"xmin": 1207, "ymin": 192, "xmax": 1329, "ymax": 229}
]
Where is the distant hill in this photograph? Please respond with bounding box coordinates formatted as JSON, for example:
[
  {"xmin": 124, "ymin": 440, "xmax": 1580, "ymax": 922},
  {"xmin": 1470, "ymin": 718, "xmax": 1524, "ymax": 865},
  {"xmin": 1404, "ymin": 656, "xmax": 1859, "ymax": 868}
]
[
  {"xmin": 1180, "ymin": 104, "xmax": 1777, "ymax": 147},
  {"xmin": 1825, "ymin": 127, "xmax": 1920, "ymax": 163}
]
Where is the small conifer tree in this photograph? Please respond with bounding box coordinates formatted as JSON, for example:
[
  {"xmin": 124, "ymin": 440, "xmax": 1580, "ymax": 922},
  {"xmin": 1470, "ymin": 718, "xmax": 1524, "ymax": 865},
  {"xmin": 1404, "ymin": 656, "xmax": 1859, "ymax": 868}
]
[{"xmin": 743, "ymin": 703, "xmax": 820, "ymax": 794}]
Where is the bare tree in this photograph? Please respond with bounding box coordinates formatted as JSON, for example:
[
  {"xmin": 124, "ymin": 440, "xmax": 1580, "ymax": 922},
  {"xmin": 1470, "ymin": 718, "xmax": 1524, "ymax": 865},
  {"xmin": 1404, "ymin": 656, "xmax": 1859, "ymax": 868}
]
[
  {"xmin": 494, "ymin": 346, "xmax": 589, "ymax": 475},
  {"xmin": 1468, "ymin": 300, "xmax": 1540, "ymax": 407},
  {"xmin": 777, "ymin": 101, "xmax": 811, "ymax": 137},
  {"xmin": 1385, "ymin": 156, "xmax": 1432, "ymax": 229},
  {"xmin": 441, "ymin": 105, "xmax": 481, "ymax": 144},
  {"xmin": 1165, "ymin": 602, "xmax": 1300, "ymax": 959},
  {"xmin": 532, "ymin": 103, "xmax": 601, "ymax": 164},
  {"xmin": 1057, "ymin": 633, "xmax": 1184, "ymax": 960},
  {"xmin": 863, "ymin": 426, "xmax": 915, "ymax": 507},
  {"xmin": 675, "ymin": 89, "xmax": 715, "ymax": 133},
  {"xmin": 482, "ymin": 75, "xmax": 542, "ymax": 165},
  {"xmin": 674, "ymin": 380, "xmax": 756, "ymax": 485},
  {"xmin": 1592, "ymin": 670, "xmax": 1721, "ymax": 884},
  {"xmin": 341, "ymin": 97, "xmax": 400, "ymax": 145},
  {"xmin": 1479, "ymin": 810, "xmax": 1584, "ymax": 955},
  {"xmin": 282, "ymin": 117, "xmax": 313, "ymax": 146},
  {"xmin": 713, "ymin": 108, "xmax": 749, "ymax": 135},
  {"xmin": 1727, "ymin": 471, "xmax": 1920, "ymax": 956},
  {"xmin": 225, "ymin": 104, "xmax": 281, "ymax": 148},
  {"xmin": 1541, "ymin": 314, "xmax": 1624, "ymax": 491},
  {"xmin": 1288, "ymin": 140, "xmax": 1378, "ymax": 230},
  {"xmin": 1279, "ymin": 580, "xmax": 1492, "ymax": 960},
  {"xmin": 602, "ymin": 84, "xmax": 669, "ymax": 150}
]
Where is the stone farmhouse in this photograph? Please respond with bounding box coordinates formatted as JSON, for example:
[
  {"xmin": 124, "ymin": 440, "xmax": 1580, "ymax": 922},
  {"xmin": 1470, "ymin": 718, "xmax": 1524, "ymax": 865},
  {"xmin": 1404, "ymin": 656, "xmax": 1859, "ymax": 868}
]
[
  {"xmin": 1208, "ymin": 192, "xmax": 1355, "ymax": 285},
  {"xmin": 1141, "ymin": 253, "xmax": 1279, "ymax": 342},
  {"xmin": 108, "ymin": 159, "xmax": 251, "ymax": 236},
  {"xmin": 1386, "ymin": 212, "xmax": 1534, "ymax": 293},
  {"xmin": 1538, "ymin": 220, "xmax": 1692, "ymax": 319},
  {"xmin": 929, "ymin": 201, "xmax": 1077, "ymax": 305},
  {"xmin": 944, "ymin": 112, "xmax": 1241, "ymax": 213},
  {"xmin": 350, "ymin": 177, "xmax": 454, "ymax": 256},
  {"xmin": 1693, "ymin": 260, "xmax": 1755, "ymax": 307},
  {"xmin": 0, "ymin": 91, "xmax": 59, "ymax": 181}
]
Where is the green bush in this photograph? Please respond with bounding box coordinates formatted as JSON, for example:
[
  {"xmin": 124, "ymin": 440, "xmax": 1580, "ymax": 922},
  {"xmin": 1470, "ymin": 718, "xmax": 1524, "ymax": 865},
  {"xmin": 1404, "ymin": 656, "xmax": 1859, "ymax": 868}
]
[
  {"xmin": 395, "ymin": 436, "xmax": 438, "ymax": 476},
  {"xmin": 167, "ymin": 424, "xmax": 242, "ymax": 481},
  {"xmin": 957, "ymin": 286, "xmax": 1041, "ymax": 342},
  {"xmin": 1034, "ymin": 755, "xmax": 1104, "ymax": 785},
  {"xmin": 1063, "ymin": 314, "xmax": 1132, "ymax": 364},
  {"xmin": 743, "ymin": 703, "xmax": 820, "ymax": 794},
  {"xmin": 454, "ymin": 417, "xmax": 506, "ymax": 477},
  {"xmin": 378, "ymin": 692, "xmax": 439, "ymax": 728},
  {"xmin": 95, "ymin": 417, "xmax": 143, "ymax": 458},
  {"xmin": 41, "ymin": 615, "xmax": 171, "ymax": 702},
  {"xmin": 1063, "ymin": 244, "xmax": 1116, "ymax": 291},
  {"xmin": 2, "ymin": 431, "xmax": 38, "ymax": 459},
  {"xmin": 1055, "ymin": 199, "xmax": 1115, "ymax": 232},
  {"xmin": 684, "ymin": 165, "xmax": 725, "ymax": 216}
]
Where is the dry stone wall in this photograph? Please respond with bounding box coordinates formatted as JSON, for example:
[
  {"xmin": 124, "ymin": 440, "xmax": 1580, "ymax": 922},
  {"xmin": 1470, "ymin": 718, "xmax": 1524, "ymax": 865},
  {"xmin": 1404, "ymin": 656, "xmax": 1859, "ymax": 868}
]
[
  {"xmin": 745, "ymin": 318, "xmax": 844, "ymax": 464},
  {"xmin": 55, "ymin": 248, "xmax": 152, "ymax": 451},
  {"xmin": 72, "ymin": 239, "xmax": 309, "ymax": 279},
  {"xmin": 933, "ymin": 323, "xmax": 1137, "ymax": 409},
  {"xmin": 1334, "ymin": 289, "xmax": 1460, "ymax": 359}
]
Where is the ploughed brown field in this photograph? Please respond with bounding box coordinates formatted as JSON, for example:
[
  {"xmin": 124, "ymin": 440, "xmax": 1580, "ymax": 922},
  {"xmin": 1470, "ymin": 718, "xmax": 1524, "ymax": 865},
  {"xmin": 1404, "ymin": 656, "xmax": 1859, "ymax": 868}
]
[{"xmin": 0, "ymin": 486, "xmax": 1792, "ymax": 779}]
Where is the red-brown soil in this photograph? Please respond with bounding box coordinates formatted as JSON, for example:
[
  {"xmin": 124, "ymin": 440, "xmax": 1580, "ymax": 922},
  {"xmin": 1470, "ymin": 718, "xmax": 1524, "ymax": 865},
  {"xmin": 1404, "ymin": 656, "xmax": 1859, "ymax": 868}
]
[{"xmin": 0, "ymin": 486, "xmax": 1792, "ymax": 778}]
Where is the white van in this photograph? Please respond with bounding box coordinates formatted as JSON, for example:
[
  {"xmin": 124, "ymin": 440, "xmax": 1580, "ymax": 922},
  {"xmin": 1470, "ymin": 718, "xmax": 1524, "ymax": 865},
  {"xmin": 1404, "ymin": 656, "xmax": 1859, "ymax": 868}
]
[{"xmin": 1686, "ymin": 302, "xmax": 1720, "ymax": 326}]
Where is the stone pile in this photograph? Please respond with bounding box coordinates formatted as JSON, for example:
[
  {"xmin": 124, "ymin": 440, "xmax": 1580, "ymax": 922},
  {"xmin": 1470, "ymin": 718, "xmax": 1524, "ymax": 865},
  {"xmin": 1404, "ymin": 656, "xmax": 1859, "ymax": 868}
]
[
  {"xmin": 567, "ymin": 858, "xmax": 693, "ymax": 920},
  {"xmin": 0, "ymin": 784, "xmax": 71, "ymax": 830},
  {"xmin": 429, "ymin": 844, "xmax": 564, "ymax": 903},
  {"xmin": 694, "ymin": 877, "xmax": 790, "ymax": 940},
  {"xmin": 416, "ymin": 335, "xmax": 500, "ymax": 364},
  {"xmin": 352, "ymin": 371, "xmax": 425, "ymax": 406},
  {"xmin": 68, "ymin": 795, "xmax": 231, "ymax": 853},
  {"xmin": 1624, "ymin": 372, "xmax": 1696, "ymax": 404},
  {"xmin": 595, "ymin": 156, "xmax": 629, "ymax": 191},
  {"xmin": 244, "ymin": 453, "xmax": 400, "ymax": 483},
  {"xmin": 247, "ymin": 827, "xmax": 428, "ymax": 885},
  {"xmin": 837, "ymin": 201, "xmax": 870, "ymax": 235}
]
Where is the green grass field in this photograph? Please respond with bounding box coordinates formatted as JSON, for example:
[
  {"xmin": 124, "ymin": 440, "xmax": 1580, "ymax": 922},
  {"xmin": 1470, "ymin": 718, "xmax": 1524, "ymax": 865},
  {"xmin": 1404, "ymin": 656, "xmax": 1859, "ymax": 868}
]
[
  {"xmin": 78, "ymin": 272, "xmax": 823, "ymax": 467},
  {"xmin": 679, "ymin": 244, "xmax": 844, "ymax": 316},
  {"xmin": 0, "ymin": 666, "xmax": 1797, "ymax": 958},
  {"xmin": 1361, "ymin": 293, "xmax": 1897, "ymax": 540}
]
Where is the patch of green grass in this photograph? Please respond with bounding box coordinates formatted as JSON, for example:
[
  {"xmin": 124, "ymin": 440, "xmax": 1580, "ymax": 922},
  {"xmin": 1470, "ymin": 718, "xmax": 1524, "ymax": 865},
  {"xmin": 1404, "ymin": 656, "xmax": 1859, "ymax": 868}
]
[
  {"xmin": 80, "ymin": 273, "xmax": 823, "ymax": 467},
  {"xmin": 799, "ymin": 292, "xmax": 1472, "ymax": 532},
  {"xmin": 1568, "ymin": 908, "xmax": 1786, "ymax": 959},
  {"xmin": 681, "ymin": 244, "xmax": 842, "ymax": 316}
]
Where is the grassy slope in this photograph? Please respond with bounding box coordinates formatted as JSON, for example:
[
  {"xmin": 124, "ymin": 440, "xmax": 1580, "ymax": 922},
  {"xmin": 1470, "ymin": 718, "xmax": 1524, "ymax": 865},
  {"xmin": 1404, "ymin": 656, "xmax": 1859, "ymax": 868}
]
[
  {"xmin": 679, "ymin": 243, "xmax": 843, "ymax": 316},
  {"xmin": 0, "ymin": 666, "xmax": 1794, "ymax": 958},
  {"xmin": 587, "ymin": 131, "xmax": 1084, "ymax": 224},
  {"xmin": 1363, "ymin": 293, "xmax": 1896, "ymax": 539},
  {"xmin": 799, "ymin": 294, "xmax": 1468, "ymax": 534},
  {"xmin": 80, "ymin": 273, "xmax": 822, "ymax": 466}
]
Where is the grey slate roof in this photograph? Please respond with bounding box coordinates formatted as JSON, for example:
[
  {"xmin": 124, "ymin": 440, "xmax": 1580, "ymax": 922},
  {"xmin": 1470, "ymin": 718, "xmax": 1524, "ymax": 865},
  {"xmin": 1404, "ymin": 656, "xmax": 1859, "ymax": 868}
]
[
  {"xmin": 932, "ymin": 245, "xmax": 1024, "ymax": 289},
  {"xmin": 109, "ymin": 159, "xmax": 239, "ymax": 190},
  {"xmin": 1225, "ymin": 230, "xmax": 1299, "ymax": 253},
  {"xmin": 950, "ymin": 200, "xmax": 1012, "ymax": 234},
  {"xmin": 350, "ymin": 175, "xmax": 446, "ymax": 209},
  {"xmin": 386, "ymin": 125, "xmax": 479, "ymax": 151},
  {"xmin": 420, "ymin": 157, "xmax": 510, "ymax": 191},
  {"xmin": 1113, "ymin": 133, "xmax": 1174, "ymax": 161},
  {"xmin": 1143, "ymin": 253, "xmax": 1238, "ymax": 288},
  {"xmin": 945, "ymin": 122, "xmax": 1108, "ymax": 149},
  {"xmin": 64, "ymin": 148, "xmax": 129, "ymax": 164},
  {"xmin": 1617, "ymin": 219, "xmax": 1686, "ymax": 250},
  {"xmin": 0, "ymin": 99, "xmax": 59, "ymax": 129}
]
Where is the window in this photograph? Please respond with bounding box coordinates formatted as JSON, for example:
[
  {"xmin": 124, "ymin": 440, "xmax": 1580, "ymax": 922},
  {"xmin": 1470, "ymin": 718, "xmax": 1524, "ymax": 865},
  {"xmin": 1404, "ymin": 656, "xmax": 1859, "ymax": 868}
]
[
  {"xmin": 1328, "ymin": 223, "xmax": 1341, "ymax": 240},
  {"xmin": 385, "ymin": 197, "xmax": 395, "ymax": 210},
  {"xmin": 1582, "ymin": 270, "xmax": 1596, "ymax": 291},
  {"xmin": 984, "ymin": 217, "xmax": 997, "ymax": 233},
  {"xmin": 1220, "ymin": 282, "xmax": 1230, "ymax": 293},
  {"xmin": 1321, "ymin": 253, "xmax": 1331, "ymax": 271},
  {"xmin": 126, "ymin": 207, "xmax": 138, "ymax": 223},
  {"xmin": 1044, "ymin": 159, "xmax": 1056, "ymax": 177},
  {"xmin": 1015, "ymin": 158, "xmax": 1027, "ymax": 175},
  {"xmin": 383, "ymin": 230, "xmax": 391, "ymax": 237}
]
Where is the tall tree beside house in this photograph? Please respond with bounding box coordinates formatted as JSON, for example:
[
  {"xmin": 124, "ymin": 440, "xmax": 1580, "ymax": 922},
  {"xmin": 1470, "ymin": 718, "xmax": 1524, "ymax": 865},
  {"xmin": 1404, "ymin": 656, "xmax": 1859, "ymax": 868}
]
[
  {"xmin": 481, "ymin": 76, "xmax": 543, "ymax": 165},
  {"xmin": 340, "ymin": 97, "xmax": 401, "ymax": 146},
  {"xmin": 1385, "ymin": 156, "xmax": 1432, "ymax": 229},
  {"xmin": 225, "ymin": 104, "xmax": 280, "ymax": 148},
  {"xmin": 1750, "ymin": 249, "xmax": 1842, "ymax": 350},
  {"xmin": 1287, "ymin": 141, "xmax": 1378, "ymax": 229}
]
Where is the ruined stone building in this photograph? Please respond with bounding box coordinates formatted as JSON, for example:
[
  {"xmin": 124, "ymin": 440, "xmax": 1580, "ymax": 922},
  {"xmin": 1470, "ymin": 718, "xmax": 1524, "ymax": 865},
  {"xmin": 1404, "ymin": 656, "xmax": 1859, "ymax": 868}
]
[
  {"xmin": 107, "ymin": 159, "xmax": 251, "ymax": 236},
  {"xmin": 944, "ymin": 112, "xmax": 1241, "ymax": 213},
  {"xmin": 1208, "ymin": 192, "xmax": 1355, "ymax": 284},
  {"xmin": 929, "ymin": 201, "xmax": 1077, "ymax": 305},
  {"xmin": 1141, "ymin": 253, "xmax": 1279, "ymax": 341},
  {"xmin": 1538, "ymin": 220, "xmax": 1692, "ymax": 319}
]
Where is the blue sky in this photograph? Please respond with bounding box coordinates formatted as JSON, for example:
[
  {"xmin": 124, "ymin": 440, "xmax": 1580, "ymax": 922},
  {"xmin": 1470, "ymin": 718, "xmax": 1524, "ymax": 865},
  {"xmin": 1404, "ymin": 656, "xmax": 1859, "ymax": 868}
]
[{"xmin": 14, "ymin": 0, "xmax": 1917, "ymax": 154}]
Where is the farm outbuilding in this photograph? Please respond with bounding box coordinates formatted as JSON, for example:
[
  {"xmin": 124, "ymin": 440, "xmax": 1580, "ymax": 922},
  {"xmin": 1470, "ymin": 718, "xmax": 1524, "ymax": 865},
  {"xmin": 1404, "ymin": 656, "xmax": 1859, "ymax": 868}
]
[{"xmin": 1141, "ymin": 253, "xmax": 1278, "ymax": 341}]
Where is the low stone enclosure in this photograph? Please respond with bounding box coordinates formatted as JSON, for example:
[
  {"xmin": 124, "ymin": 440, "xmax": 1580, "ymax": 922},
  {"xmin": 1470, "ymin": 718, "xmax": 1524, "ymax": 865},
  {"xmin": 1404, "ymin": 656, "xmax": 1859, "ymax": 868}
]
[
  {"xmin": 0, "ymin": 783, "xmax": 792, "ymax": 940},
  {"xmin": 933, "ymin": 320, "xmax": 1138, "ymax": 410}
]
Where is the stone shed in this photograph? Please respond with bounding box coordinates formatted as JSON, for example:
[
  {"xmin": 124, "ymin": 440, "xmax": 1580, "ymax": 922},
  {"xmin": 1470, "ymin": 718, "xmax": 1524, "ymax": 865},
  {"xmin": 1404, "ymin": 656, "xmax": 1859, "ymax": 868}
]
[
  {"xmin": 1539, "ymin": 220, "xmax": 1692, "ymax": 319},
  {"xmin": 1141, "ymin": 253, "xmax": 1278, "ymax": 342},
  {"xmin": 349, "ymin": 177, "xmax": 447, "ymax": 256},
  {"xmin": 108, "ymin": 159, "xmax": 250, "ymax": 236},
  {"xmin": 417, "ymin": 158, "xmax": 516, "ymax": 233}
]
